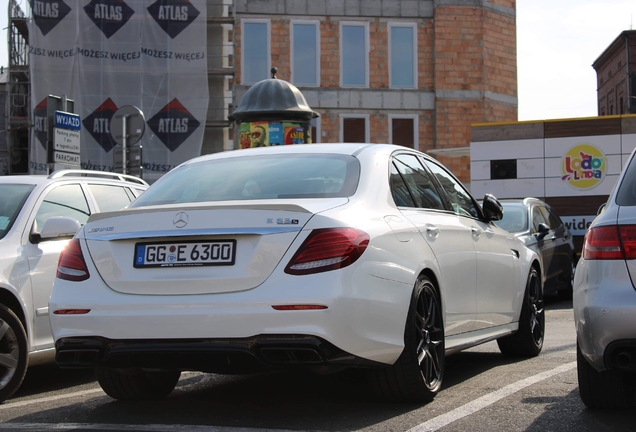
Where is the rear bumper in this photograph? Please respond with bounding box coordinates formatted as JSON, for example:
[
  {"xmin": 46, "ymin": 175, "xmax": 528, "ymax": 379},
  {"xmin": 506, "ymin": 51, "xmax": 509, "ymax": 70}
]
[
  {"xmin": 55, "ymin": 335, "xmax": 384, "ymax": 373},
  {"xmin": 573, "ymin": 259, "xmax": 636, "ymax": 371},
  {"xmin": 50, "ymin": 254, "xmax": 416, "ymax": 366}
]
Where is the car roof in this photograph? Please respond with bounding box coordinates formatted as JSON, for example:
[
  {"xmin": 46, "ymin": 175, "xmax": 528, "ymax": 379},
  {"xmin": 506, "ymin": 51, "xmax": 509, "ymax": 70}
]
[
  {"xmin": 499, "ymin": 197, "xmax": 547, "ymax": 207},
  {"xmin": 0, "ymin": 170, "xmax": 148, "ymax": 187},
  {"xmin": 181, "ymin": 143, "xmax": 430, "ymax": 166}
]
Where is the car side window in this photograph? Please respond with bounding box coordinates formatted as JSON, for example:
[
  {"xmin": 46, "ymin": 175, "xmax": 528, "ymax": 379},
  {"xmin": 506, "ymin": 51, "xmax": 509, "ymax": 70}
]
[
  {"xmin": 34, "ymin": 184, "xmax": 91, "ymax": 232},
  {"xmin": 532, "ymin": 206, "xmax": 548, "ymax": 232},
  {"xmin": 88, "ymin": 184, "xmax": 133, "ymax": 212},
  {"xmin": 392, "ymin": 155, "xmax": 445, "ymax": 210},
  {"xmin": 542, "ymin": 206, "xmax": 563, "ymax": 230},
  {"xmin": 421, "ymin": 159, "xmax": 479, "ymax": 218},
  {"xmin": 390, "ymin": 163, "xmax": 416, "ymax": 207},
  {"xmin": 130, "ymin": 187, "xmax": 147, "ymax": 198}
]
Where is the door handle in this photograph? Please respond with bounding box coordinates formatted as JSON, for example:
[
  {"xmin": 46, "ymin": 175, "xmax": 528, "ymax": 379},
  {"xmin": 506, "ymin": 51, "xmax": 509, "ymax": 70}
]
[
  {"xmin": 425, "ymin": 225, "xmax": 440, "ymax": 239},
  {"xmin": 471, "ymin": 227, "xmax": 481, "ymax": 239}
]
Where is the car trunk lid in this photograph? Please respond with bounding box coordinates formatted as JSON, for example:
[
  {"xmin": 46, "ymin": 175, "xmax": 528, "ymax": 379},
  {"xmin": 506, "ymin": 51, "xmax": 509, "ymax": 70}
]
[{"xmin": 82, "ymin": 200, "xmax": 346, "ymax": 295}]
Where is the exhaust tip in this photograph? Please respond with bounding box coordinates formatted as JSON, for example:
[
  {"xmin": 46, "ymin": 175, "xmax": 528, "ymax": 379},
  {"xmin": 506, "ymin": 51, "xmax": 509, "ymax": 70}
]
[{"xmin": 615, "ymin": 351, "xmax": 634, "ymax": 370}]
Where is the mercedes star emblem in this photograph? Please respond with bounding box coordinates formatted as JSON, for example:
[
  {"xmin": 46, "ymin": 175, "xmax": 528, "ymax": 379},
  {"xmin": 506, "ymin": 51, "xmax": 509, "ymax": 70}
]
[{"xmin": 173, "ymin": 212, "xmax": 189, "ymax": 228}]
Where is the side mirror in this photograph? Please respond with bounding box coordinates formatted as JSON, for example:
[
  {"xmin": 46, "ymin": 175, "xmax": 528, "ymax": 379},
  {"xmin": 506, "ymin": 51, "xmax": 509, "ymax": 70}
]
[
  {"xmin": 482, "ymin": 193, "xmax": 503, "ymax": 222},
  {"xmin": 38, "ymin": 217, "xmax": 81, "ymax": 242},
  {"xmin": 536, "ymin": 222, "xmax": 550, "ymax": 240}
]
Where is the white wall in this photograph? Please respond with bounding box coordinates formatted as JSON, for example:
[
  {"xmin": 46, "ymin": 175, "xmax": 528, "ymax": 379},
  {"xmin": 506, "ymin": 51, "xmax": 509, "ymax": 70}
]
[{"xmin": 470, "ymin": 133, "xmax": 636, "ymax": 199}]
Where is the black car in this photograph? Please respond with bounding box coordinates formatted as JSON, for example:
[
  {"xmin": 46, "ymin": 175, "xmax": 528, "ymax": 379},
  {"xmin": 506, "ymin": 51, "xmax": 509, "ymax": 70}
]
[{"xmin": 495, "ymin": 198, "xmax": 577, "ymax": 299}]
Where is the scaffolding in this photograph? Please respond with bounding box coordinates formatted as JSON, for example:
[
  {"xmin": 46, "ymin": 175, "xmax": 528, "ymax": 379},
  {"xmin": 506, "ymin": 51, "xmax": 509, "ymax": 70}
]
[
  {"xmin": 1, "ymin": 0, "xmax": 234, "ymax": 176},
  {"xmin": 4, "ymin": 0, "xmax": 30, "ymax": 174},
  {"xmin": 204, "ymin": 0, "xmax": 236, "ymax": 153}
]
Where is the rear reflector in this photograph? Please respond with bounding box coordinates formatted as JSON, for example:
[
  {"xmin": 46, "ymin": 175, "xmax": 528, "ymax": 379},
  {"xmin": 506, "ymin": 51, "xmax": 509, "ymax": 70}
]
[
  {"xmin": 53, "ymin": 309, "xmax": 91, "ymax": 315},
  {"xmin": 57, "ymin": 238, "xmax": 90, "ymax": 281},
  {"xmin": 284, "ymin": 228, "xmax": 369, "ymax": 275},
  {"xmin": 272, "ymin": 305, "xmax": 328, "ymax": 310},
  {"xmin": 583, "ymin": 225, "xmax": 636, "ymax": 260}
]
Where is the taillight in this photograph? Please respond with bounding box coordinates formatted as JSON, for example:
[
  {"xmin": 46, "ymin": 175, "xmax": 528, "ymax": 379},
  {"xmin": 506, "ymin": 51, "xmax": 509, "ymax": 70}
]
[
  {"xmin": 583, "ymin": 225, "xmax": 636, "ymax": 260},
  {"xmin": 57, "ymin": 238, "xmax": 90, "ymax": 281},
  {"xmin": 285, "ymin": 228, "xmax": 369, "ymax": 275}
]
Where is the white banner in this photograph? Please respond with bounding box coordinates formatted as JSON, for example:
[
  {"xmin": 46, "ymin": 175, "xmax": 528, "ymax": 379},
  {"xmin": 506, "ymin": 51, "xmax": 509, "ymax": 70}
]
[
  {"xmin": 29, "ymin": 0, "xmax": 209, "ymax": 183},
  {"xmin": 562, "ymin": 215, "xmax": 597, "ymax": 236}
]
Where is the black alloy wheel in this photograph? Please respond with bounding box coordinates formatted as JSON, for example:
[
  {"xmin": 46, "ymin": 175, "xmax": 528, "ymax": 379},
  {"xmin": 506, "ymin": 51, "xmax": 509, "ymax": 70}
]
[
  {"xmin": 370, "ymin": 276, "xmax": 444, "ymax": 402},
  {"xmin": 0, "ymin": 304, "xmax": 29, "ymax": 403},
  {"xmin": 497, "ymin": 267, "xmax": 544, "ymax": 357},
  {"xmin": 415, "ymin": 280, "xmax": 445, "ymax": 392},
  {"xmin": 527, "ymin": 268, "xmax": 545, "ymax": 348}
]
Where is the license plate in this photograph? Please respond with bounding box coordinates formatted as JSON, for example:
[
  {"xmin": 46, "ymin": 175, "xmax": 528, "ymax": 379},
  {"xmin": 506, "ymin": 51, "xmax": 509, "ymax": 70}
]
[{"xmin": 134, "ymin": 240, "xmax": 236, "ymax": 268}]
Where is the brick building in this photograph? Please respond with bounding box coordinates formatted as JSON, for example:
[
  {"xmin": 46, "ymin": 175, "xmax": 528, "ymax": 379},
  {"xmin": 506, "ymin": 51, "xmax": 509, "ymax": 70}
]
[
  {"xmin": 4, "ymin": 0, "xmax": 518, "ymax": 181},
  {"xmin": 234, "ymin": 0, "xmax": 518, "ymax": 181},
  {"xmin": 593, "ymin": 30, "xmax": 636, "ymax": 116}
]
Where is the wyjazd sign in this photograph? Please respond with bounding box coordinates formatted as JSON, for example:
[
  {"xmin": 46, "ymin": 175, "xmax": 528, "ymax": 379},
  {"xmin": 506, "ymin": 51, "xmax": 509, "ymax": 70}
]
[{"xmin": 54, "ymin": 111, "xmax": 82, "ymax": 131}]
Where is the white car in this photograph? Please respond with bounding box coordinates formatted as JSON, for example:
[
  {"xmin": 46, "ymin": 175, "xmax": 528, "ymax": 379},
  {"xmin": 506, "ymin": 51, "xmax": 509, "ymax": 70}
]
[
  {"xmin": 0, "ymin": 170, "xmax": 148, "ymax": 403},
  {"xmin": 50, "ymin": 144, "xmax": 543, "ymax": 403}
]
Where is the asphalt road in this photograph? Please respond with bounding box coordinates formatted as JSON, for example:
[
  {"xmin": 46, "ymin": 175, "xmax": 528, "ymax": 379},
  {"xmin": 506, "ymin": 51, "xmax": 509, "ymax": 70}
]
[{"xmin": 0, "ymin": 297, "xmax": 633, "ymax": 432}]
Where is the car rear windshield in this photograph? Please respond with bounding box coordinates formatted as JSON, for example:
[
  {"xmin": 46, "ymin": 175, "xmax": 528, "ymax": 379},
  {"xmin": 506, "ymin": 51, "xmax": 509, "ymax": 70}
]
[
  {"xmin": 0, "ymin": 184, "xmax": 35, "ymax": 240},
  {"xmin": 495, "ymin": 203, "xmax": 528, "ymax": 233},
  {"xmin": 130, "ymin": 154, "xmax": 361, "ymax": 207}
]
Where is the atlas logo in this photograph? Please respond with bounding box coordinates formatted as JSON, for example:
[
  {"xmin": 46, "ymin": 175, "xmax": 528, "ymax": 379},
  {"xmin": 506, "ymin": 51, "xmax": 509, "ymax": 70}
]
[
  {"xmin": 30, "ymin": 0, "xmax": 71, "ymax": 36},
  {"xmin": 147, "ymin": 0, "xmax": 200, "ymax": 39},
  {"xmin": 84, "ymin": 0, "xmax": 135, "ymax": 39},
  {"xmin": 33, "ymin": 98, "xmax": 48, "ymax": 150},
  {"xmin": 82, "ymin": 98, "xmax": 119, "ymax": 152},
  {"xmin": 147, "ymin": 99, "xmax": 200, "ymax": 152}
]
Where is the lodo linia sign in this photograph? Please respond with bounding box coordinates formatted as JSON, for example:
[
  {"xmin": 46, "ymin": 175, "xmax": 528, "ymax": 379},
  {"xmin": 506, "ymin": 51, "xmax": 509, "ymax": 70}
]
[
  {"xmin": 561, "ymin": 144, "xmax": 607, "ymax": 190},
  {"xmin": 469, "ymin": 115, "xmax": 636, "ymax": 238}
]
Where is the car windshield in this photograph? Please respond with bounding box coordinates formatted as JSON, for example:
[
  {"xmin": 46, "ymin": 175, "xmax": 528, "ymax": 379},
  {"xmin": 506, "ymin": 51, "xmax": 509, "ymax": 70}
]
[
  {"xmin": 0, "ymin": 184, "xmax": 35, "ymax": 240},
  {"xmin": 495, "ymin": 203, "xmax": 528, "ymax": 233},
  {"xmin": 130, "ymin": 154, "xmax": 361, "ymax": 207}
]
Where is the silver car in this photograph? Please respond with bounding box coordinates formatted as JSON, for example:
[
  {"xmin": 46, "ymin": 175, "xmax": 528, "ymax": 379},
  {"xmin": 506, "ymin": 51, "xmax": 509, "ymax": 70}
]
[{"xmin": 573, "ymin": 150, "xmax": 636, "ymax": 409}]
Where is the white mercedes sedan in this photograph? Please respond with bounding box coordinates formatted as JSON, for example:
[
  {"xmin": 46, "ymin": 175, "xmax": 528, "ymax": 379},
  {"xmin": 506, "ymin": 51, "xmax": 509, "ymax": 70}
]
[{"xmin": 49, "ymin": 143, "xmax": 543, "ymax": 403}]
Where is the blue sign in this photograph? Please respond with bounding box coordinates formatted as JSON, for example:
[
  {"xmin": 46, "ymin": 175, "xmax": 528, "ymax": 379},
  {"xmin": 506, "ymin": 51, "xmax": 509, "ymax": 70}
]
[{"xmin": 54, "ymin": 111, "xmax": 81, "ymax": 131}]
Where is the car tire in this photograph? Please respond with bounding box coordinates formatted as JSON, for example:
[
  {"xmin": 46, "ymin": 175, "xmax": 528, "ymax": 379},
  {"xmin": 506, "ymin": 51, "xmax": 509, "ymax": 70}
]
[
  {"xmin": 497, "ymin": 267, "xmax": 544, "ymax": 357},
  {"xmin": 369, "ymin": 276, "xmax": 444, "ymax": 403},
  {"xmin": 0, "ymin": 304, "xmax": 29, "ymax": 404},
  {"xmin": 557, "ymin": 257, "xmax": 576, "ymax": 301},
  {"xmin": 577, "ymin": 342, "xmax": 635, "ymax": 409},
  {"xmin": 95, "ymin": 368, "xmax": 181, "ymax": 400}
]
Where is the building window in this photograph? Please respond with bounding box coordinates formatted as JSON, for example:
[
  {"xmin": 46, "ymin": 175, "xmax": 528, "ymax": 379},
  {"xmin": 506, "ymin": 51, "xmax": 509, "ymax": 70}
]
[
  {"xmin": 340, "ymin": 114, "xmax": 369, "ymax": 142},
  {"xmin": 340, "ymin": 22, "xmax": 369, "ymax": 87},
  {"xmin": 311, "ymin": 117, "xmax": 321, "ymax": 143},
  {"xmin": 291, "ymin": 20, "xmax": 320, "ymax": 86},
  {"xmin": 490, "ymin": 159, "xmax": 517, "ymax": 180},
  {"xmin": 388, "ymin": 23, "xmax": 417, "ymax": 88},
  {"xmin": 241, "ymin": 20, "xmax": 270, "ymax": 84},
  {"xmin": 389, "ymin": 115, "xmax": 418, "ymax": 148}
]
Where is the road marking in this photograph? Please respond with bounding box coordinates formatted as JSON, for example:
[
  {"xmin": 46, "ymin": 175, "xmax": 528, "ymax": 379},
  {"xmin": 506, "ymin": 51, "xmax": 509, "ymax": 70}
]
[
  {"xmin": 0, "ymin": 372, "xmax": 204, "ymax": 411},
  {"xmin": 0, "ymin": 423, "xmax": 299, "ymax": 431},
  {"xmin": 407, "ymin": 361, "xmax": 577, "ymax": 432},
  {"xmin": 0, "ymin": 388, "xmax": 104, "ymax": 410}
]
